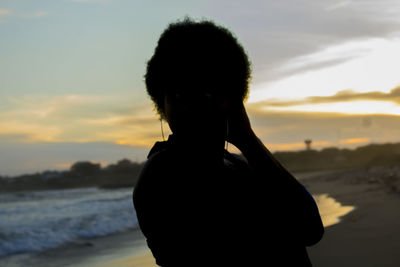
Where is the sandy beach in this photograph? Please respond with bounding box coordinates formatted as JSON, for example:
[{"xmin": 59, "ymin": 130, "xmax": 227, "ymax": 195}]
[
  {"xmin": 303, "ymin": 167, "xmax": 400, "ymax": 267},
  {"xmin": 3, "ymin": 167, "xmax": 399, "ymax": 267}
]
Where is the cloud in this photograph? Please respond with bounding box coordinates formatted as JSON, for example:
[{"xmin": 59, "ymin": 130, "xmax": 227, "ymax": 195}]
[
  {"xmin": 3, "ymin": 92, "xmax": 400, "ymax": 149},
  {"xmin": 0, "ymin": 8, "xmax": 12, "ymax": 23},
  {"xmin": 0, "ymin": 9, "xmax": 51, "ymax": 23},
  {"xmin": 4, "ymin": 94, "xmax": 107, "ymax": 120},
  {"xmin": 0, "ymin": 94, "xmax": 161, "ymax": 145},
  {"xmin": 252, "ymin": 86, "xmax": 400, "ymax": 107},
  {"xmin": 245, "ymin": 108, "xmax": 400, "ymax": 152},
  {"xmin": 277, "ymin": 38, "xmax": 380, "ymax": 76},
  {"xmin": 339, "ymin": 137, "xmax": 370, "ymax": 144},
  {"xmin": 19, "ymin": 11, "xmax": 51, "ymax": 18},
  {"xmin": 0, "ymin": 9, "xmax": 12, "ymax": 15},
  {"xmin": 326, "ymin": 1, "xmax": 352, "ymax": 11},
  {"xmin": 248, "ymin": 36, "xmax": 400, "ymax": 103},
  {"xmin": 0, "ymin": 121, "xmax": 62, "ymax": 142},
  {"xmin": 208, "ymin": 0, "xmax": 400, "ymax": 84}
]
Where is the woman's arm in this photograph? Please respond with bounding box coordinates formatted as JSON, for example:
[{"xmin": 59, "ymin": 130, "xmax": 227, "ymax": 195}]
[{"xmin": 227, "ymin": 101, "xmax": 324, "ymax": 246}]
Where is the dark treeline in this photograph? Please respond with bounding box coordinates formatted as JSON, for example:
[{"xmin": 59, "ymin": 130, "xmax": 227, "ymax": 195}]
[
  {"xmin": 0, "ymin": 159, "xmax": 145, "ymax": 193},
  {"xmin": 275, "ymin": 142, "xmax": 400, "ymax": 172},
  {"xmin": 1, "ymin": 142, "xmax": 400, "ymax": 192}
]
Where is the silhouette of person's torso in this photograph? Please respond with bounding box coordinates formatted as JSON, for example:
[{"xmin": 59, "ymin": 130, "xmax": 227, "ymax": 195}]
[{"xmin": 133, "ymin": 134, "xmax": 312, "ymax": 266}]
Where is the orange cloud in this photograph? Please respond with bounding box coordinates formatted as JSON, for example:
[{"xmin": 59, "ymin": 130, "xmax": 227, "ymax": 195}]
[
  {"xmin": 0, "ymin": 94, "xmax": 161, "ymax": 146},
  {"xmin": 253, "ymin": 85, "xmax": 400, "ymax": 108},
  {"xmin": 2, "ymin": 93, "xmax": 400, "ymax": 152},
  {"xmin": 339, "ymin": 137, "xmax": 370, "ymax": 144},
  {"xmin": 0, "ymin": 9, "xmax": 12, "ymax": 15}
]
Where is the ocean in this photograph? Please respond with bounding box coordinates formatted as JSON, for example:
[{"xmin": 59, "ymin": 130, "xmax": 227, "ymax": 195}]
[{"xmin": 0, "ymin": 187, "xmax": 138, "ymax": 258}]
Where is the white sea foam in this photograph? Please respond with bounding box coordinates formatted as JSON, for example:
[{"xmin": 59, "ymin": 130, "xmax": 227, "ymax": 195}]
[{"xmin": 0, "ymin": 187, "xmax": 138, "ymax": 257}]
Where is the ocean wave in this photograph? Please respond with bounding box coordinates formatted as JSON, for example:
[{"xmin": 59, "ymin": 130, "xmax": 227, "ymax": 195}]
[{"xmin": 0, "ymin": 187, "xmax": 139, "ymax": 257}]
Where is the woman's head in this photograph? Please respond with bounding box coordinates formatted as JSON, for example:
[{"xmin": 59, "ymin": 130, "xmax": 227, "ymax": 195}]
[{"xmin": 145, "ymin": 17, "xmax": 252, "ymax": 121}]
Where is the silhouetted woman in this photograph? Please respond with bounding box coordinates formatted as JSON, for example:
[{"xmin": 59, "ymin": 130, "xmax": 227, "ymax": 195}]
[{"xmin": 133, "ymin": 17, "xmax": 324, "ymax": 266}]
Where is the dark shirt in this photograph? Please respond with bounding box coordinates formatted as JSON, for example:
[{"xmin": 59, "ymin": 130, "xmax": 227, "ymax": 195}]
[{"xmin": 133, "ymin": 134, "xmax": 323, "ymax": 266}]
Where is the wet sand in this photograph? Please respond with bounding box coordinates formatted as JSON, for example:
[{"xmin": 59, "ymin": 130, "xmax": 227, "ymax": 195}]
[
  {"xmin": 5, "ymin": 167, "xmax": 399, "ymax": 267},
  {"xmin": 301, "ymin": 167, "xmax": 400, "ymax": 267},
  {"xmin": 96, "ymin": 251, "xmax": 156, "ymax": 267}
]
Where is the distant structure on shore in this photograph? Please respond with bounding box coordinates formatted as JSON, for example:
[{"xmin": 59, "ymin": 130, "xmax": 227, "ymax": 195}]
[{"xmin": 305, "ymin": 139, "xmax": 312, "ymax": 150}]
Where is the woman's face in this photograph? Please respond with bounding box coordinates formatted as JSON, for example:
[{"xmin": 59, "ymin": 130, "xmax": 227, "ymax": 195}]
[{"xmin": 163, "ymin": 86, "xmax": 230, "ymax": 145}]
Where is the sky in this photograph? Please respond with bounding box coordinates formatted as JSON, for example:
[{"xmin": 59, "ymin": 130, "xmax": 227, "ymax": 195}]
[{"xmin": 1, "ymin": 0, "xmax": 400, "ymax": 176}]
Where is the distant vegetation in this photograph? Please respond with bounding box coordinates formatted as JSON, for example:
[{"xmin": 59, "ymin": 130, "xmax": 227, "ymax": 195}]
[
  {"xmin": 275, "ymin": 142, "xmax": 400, "ymax": 172},
  {"xmin": 0, "ymin": 159, "xmax": 144, "ymax": 193},
  {"xmin": 1, "ymin": 142, "xmax": 400, "ymax": 192}
]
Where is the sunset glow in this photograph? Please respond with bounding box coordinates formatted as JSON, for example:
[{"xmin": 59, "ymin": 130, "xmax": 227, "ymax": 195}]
[
  {"xmin": 2, "ymin": 0, "xmax": 400, "ymax": 175},
  {"xmin": 249, "ymin": 37, "xmax": 400, "ymax": 106},
  {"xmin": 262, "ymin": 100, "xmax": 400, "ymax": 116}
]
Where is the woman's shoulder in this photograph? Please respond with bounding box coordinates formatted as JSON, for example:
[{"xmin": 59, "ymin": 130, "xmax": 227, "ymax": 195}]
[
  {"xmin": 133, "ymin": 141, "xmax": 171, "ymax": 199},
  {"xmin": 147, "ymin": 140, "xmax": 170, "ymax": 160},
  {"xmin": 140, "ymin": 140, "xmax": 172, "ymax": 177}
]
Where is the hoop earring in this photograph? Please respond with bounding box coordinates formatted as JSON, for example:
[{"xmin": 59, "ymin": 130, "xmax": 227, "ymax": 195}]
[{"xmin": 160, "ymin": 118, "xmax": 165, "ymax": 141}]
